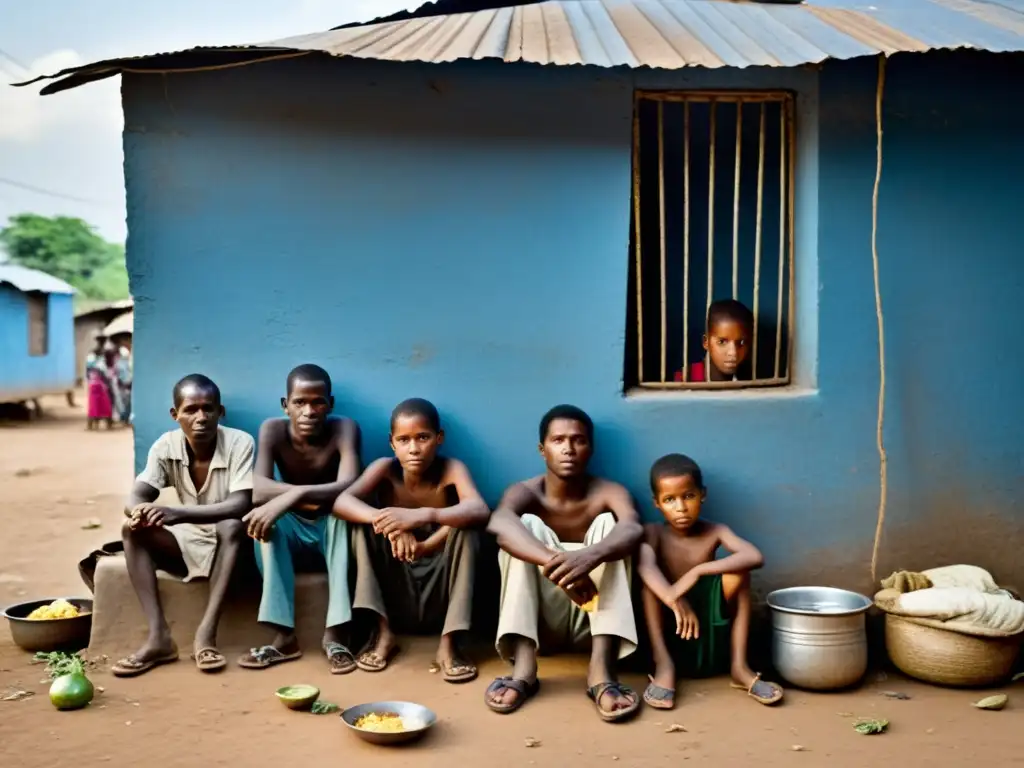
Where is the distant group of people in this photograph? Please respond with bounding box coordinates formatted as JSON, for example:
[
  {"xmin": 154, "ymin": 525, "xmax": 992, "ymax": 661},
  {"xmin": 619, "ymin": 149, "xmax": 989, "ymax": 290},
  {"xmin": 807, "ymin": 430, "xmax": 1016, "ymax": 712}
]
[
  {"xmin": 86, "ymin": 335, "xmax": 132, "ymax": 428},
  {"xmin": 107, "ymin": 299, "xmax": 783, "ymax": 722}
]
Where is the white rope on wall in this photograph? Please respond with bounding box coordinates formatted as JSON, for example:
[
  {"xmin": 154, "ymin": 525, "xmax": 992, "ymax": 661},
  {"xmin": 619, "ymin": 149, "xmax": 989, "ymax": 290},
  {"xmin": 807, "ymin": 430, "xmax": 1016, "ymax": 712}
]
[{"xmin": 869, "ymin": 55, "xmax": 889, "ymax": 584}]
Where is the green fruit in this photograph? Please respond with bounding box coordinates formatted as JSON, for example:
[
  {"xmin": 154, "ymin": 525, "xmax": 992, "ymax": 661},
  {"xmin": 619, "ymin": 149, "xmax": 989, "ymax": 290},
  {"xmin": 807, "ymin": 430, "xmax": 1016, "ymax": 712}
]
[{"xmin": 49, "ymin": 672, "xmax": 94, "ymax": 711}]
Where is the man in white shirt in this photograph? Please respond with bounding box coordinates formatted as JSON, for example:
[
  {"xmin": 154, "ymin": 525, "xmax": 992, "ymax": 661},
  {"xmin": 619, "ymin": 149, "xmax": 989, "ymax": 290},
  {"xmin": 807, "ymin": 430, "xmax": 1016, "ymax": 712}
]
[{"xmin": 112, "ymin": 374, "xmax": 254, "ymax": 677}]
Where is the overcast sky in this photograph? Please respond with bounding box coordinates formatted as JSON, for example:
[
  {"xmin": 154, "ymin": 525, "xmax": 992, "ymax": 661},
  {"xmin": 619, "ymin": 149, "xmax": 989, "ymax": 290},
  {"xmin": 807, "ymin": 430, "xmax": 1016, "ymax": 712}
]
[{"xmin": 0, "ymin": 1, "xmax": 420, "ymax": 242}]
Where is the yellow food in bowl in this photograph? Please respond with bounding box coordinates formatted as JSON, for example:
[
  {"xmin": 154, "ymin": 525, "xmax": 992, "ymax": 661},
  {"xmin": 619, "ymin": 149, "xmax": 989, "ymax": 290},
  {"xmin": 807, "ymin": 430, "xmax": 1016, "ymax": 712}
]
[
  {"xmin": 27, "ymin": 600, "xmax": 83, "ymax": 620},
  {"xmin": 354, "ymin": 712, "xmax": 406, "ymax": 733}
]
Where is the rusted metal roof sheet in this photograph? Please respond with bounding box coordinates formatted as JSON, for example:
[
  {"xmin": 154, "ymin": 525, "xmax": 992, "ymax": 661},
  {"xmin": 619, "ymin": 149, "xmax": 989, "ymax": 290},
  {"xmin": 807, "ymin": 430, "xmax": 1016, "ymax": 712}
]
[
  {"xmin": 0, "ymin": 264, "xmax": 75, "ymax": 295},
  {"xmin": 16, "ymin": 0, "xmax": 1024, "ymax": 95}
]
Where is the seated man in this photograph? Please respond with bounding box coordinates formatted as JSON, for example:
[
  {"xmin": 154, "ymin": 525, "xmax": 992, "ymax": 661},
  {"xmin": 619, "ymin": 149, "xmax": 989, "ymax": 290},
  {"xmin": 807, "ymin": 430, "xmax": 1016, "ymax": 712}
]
[
  {"xmin": 333, "ymin": 398, "xmax": 487, "ymax": 683},
  {"xmin": 113, "ymin": 374, "xmax": 253, "ymax": 677},
  {"xmin": 238, "ymin": 364, "xmax": 361, "ymax": 673},
  {"xmin": 639, "ymin": 453, "xmax": 783, "ymax": 709},
  {"xmin": 485, "ymin": 405, "xmax": 643, "ymax": 722}
]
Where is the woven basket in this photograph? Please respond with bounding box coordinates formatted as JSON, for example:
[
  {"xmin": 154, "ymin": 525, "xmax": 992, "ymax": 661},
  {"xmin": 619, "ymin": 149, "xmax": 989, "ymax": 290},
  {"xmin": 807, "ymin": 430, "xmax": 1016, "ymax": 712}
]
[{"xmin": 885, "ymin": 614, "xmax": 1022, "ymax": 687}]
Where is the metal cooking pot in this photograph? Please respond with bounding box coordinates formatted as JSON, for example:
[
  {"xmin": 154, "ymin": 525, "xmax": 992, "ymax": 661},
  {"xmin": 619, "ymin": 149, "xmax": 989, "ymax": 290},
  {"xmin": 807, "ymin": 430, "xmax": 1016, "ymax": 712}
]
[
  {"xmin": 3, "ymin": 597, "xmax": 93, "ymax": 653},
  {"xmin": 766, "ymin": 586, "xmax": 872, "ymax": 691}
]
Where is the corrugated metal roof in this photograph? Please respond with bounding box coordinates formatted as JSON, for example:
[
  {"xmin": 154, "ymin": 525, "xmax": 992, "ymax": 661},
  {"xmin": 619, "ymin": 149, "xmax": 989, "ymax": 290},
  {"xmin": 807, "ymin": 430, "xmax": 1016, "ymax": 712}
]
[
  {"xmin": 0, "ymin": 264, "xmax": 75, "ymax": 295},
  {"xmin": 15, "ymin": 0, "xmax": 1024, "ymax": 95},
  {"xmin": 74, "ymin": 297, "xmax": 134, "ymax": 319}
]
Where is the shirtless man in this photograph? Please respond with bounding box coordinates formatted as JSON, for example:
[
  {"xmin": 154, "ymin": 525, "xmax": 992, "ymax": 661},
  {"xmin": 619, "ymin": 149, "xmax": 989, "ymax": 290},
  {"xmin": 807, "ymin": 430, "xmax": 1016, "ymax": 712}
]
[
  {"xmin": 113, "ymin": 374, "xmax": 252, "ymax": 677},
  {"xmin": 485, "ymin": 405, "xmax": 644, "ymax": 722},
  {"xmin": 334, "ymin": 398, "xmax": 487, "ymax": 682},
  {"xmin": 237, "ymin": 364, "xmax": 361, "ymax": 673}
]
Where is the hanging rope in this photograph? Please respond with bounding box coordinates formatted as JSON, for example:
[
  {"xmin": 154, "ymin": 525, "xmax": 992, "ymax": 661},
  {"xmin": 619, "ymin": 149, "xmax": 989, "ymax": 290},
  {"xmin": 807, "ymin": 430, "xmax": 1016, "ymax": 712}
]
[{"xmin": 869, "ymin": 55, "xmax": 888, "ymax": 584}]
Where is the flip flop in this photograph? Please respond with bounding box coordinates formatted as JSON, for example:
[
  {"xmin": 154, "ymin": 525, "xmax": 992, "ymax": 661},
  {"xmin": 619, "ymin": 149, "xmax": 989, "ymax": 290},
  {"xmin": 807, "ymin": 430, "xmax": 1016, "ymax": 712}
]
[
  {"xmin": 643, "ymin": 676, "xmax": 676, "ymax": 710},
  {"xmin": 355, "ymin": 646, "xmax": 398, "ymax": 673},
  {"xmin": 730, "ymin": 673, "xmax": 784, "ymax": 706},
  {"xmin": 587, "ymin": 681, "xmax": 641, "ymax": 723},
  {"xmin": 192, "ymin": 647, "xmax": 227, "ymax": 673},
  {"xmin": 484, "ymin": 676, "xmax": 540, "ymax": 714},
  {"xmin": 111, "ymin": 649, "xmax": 179, "ymax": 678},
  {"xmin": 324, "ymin": 642, "xmax": 357, "ymax": 675},
  {"xmin": 441, "ymin": 658, "xmax": 478, "ymax": 684},
  {"xmin": 237, "ymin": 645, "xmax": 303, "ymax": 670}
]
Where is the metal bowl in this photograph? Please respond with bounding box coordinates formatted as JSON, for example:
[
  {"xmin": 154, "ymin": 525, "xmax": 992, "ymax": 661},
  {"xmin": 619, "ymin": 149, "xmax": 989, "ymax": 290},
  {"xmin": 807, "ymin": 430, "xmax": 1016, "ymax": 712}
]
[
  {"xmin": 767, "ymin": 586, "xmax": 872, "ymax": 615},
  {"xmin": 766, "ymin": 587, "xmax": 872, "ymax": 690},
  {"xmin": 275, "ymin": 684, "xmax": 320, "ymax": 711},
  {"xmin": 3, "ymin": 597, "xmax": 93, "ymax": 652},
  {"xmin": 340, "ymin": 701, "xmax": 437, "ymax": 746}
]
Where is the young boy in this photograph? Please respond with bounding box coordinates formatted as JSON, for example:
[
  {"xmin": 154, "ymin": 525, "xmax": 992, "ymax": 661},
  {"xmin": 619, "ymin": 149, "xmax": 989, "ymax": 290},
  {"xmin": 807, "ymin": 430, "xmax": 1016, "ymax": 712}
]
[
  {"xmin": 638, "ymin": 453, "xmax": 783, "ymax": 708},
  {"xmin": 683, "ymin": 299, "xmax": 753, "ymax": 382},
  {"xmin": 113, "ymin": 374, "xmax": 253, "ymax": 677},
  {"xmin": 238, "ymin": 364, "xmax": 361, "ymax": 673},
  {"xmin": 486, "ymin": 405, "xmax": 643, "ymax": 722},
  {"xmin": 333, "ymin": 398, "xmax": 488, "ymax": 683}
]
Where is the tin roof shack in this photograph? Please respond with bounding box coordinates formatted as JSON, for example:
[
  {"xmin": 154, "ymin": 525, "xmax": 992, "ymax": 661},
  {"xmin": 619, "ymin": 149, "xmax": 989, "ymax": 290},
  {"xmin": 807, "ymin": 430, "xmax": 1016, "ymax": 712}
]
[
  {"xmin": 74, "ymin": 299, "xmax": 133, "ymax": 383},
  {"xmin": 22, "ymin": 0, "xmax": 1024, "ymax": 593},
  {"xmin": 0, "ymin": 264, "xmax": 76, "ymax": 405}
]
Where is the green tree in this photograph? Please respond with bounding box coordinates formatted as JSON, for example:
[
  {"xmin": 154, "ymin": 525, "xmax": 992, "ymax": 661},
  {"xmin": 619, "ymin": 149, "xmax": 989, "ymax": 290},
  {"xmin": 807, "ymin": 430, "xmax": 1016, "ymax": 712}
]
[{"xmin": 0, "ymin": 213, "xmax": 129, "ymax": 300}]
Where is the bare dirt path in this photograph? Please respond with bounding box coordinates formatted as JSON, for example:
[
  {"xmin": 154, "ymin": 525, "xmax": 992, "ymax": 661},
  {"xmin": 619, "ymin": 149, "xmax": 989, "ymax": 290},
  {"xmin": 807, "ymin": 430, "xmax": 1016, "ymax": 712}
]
[{"xmin": 1, "ymin": 397, "xmax": 1020, "ymax": 767}]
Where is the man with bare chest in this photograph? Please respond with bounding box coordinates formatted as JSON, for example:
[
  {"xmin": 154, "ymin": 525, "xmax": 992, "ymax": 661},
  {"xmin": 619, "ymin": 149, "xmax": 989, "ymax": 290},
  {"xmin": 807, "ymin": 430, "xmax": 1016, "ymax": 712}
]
[
  {"xmin": 333, "ymin": 398, "xmax": 488, "ymax": 682},
  {"xmin": 238, "ymin": 365, "xmax": 361, "ymax": 673},
  {"xmin": 485, "ymin": 405, "xmax": 644, "ymax": 722}
]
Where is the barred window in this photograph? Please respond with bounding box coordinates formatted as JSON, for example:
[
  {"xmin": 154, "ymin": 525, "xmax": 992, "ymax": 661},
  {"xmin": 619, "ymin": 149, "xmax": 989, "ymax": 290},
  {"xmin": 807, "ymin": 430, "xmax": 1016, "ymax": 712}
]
[
  {"xmin": 625, "ymin": 91, "xmax": 796, "ymax": 391},
  {"xmin": 27, "ymin": 292, "xmax": 49, "ymax": 357}
]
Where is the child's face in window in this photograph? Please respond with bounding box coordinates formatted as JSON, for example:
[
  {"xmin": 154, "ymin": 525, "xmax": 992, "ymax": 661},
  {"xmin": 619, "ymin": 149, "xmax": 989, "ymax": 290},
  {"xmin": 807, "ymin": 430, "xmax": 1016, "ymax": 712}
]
[
  {"xmin": 653, "ymin": 473, "xmax": 706, "ymax": 532},
  {"xmin": 703, "ymin": 319, "xmax": 750, "ymax": 376}
]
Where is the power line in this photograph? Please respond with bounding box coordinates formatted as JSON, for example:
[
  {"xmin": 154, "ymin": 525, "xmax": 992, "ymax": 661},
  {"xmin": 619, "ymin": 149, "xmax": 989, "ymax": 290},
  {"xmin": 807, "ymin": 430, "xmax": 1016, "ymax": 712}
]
[{"xmin": 0, "ymin": 176, "xmax": 114, "ymax": 206}]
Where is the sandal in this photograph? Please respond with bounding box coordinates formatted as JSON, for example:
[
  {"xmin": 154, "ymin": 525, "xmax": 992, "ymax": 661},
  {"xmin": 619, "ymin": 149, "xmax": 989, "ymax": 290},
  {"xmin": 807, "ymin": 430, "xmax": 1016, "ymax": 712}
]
[
  {"xmin": 587, "ymin": 681, "xmax": 641, "ymax": 723},
  {"xmin": 192, "ymin": 647, "xmax": 227, "ymax": 673},
  {"xmin": 643, "ymin": 676, "xmax": 676, "ymax": 710},
  {"xmin": 355, "ymin": 646, "xmax": 398, "ymax": 673},
  {"xmin": 441, "ymin": 658, "xmax": 478, "ymax": 684},
  {"xmin": 484, "ymin": 676, "xmax": 540, "ymax": 714},
  {"xmin": 237, "ymin": 645, "xmax": 303, "ymax": 670},
  {"xmin": 730, "ymin": 673, "xmax": 784, "ymax": 706},
  {"xmin": 111, "ymin": 649, "xmax": 179, "ymax": 678},
  {"xmin": 324, "ymin": 642, "xmax": 356, "ymax": 675}
]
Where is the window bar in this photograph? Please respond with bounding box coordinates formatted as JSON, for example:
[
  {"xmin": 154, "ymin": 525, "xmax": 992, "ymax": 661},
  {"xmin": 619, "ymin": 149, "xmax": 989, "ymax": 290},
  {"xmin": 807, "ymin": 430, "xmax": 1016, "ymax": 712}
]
[
  {"xmin": 658, "ymin": 101, "xmax": 668, "ymax": 383},
  {"xmin": 786, "ymin": 96, "xmax": 797, "ymax": 382},
  {"xmin": 774, "ymin": 99, "xmax": 786, "ymax": 379},
  {"xmin": 752, "ymin": 102, "xmax": 766, "ymax": 380},
  {"xmin": 682, "ymin": 100, "xmax": 691, "ymax": 382},
  {"xmin": 633, "ymin": 98, "xmax": 644, "ymax": 384},
  {"xmin": 732, "ymin": 101, "xmax": 742, "ymax": 300},
  {"xmin": 706, "ymin": 99, "xmax": 717, "ymax": 382}
]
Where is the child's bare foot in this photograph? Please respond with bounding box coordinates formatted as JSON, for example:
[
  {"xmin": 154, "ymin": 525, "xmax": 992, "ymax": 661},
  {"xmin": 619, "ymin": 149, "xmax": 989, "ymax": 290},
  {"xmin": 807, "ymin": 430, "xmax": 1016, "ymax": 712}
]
[
  {"xmin": 730, "ymin": 663, "xmax": 784, "ymax": 705},
  {"xmin": 643, "ymin": 660, "xmax": 676, "ymax": 709},
  {"xmin": 356, "ymin": 625, "xmax": 397, "ymax": 672},
  {"xmin": 436, "ymin": 633, "xmax": 477, "ymax": 683}
]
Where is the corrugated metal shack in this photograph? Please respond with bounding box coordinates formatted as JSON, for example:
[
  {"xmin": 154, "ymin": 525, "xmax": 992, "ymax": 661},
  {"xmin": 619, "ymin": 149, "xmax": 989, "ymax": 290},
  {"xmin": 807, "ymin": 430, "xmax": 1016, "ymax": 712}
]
[{"xmin": 19, "ymin": 0, "xmax": 1024, "ymax": 591}]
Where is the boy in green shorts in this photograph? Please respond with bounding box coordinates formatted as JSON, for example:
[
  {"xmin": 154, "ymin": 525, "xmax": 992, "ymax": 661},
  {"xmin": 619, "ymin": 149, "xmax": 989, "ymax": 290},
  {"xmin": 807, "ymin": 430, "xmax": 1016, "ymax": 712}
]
[{"xmin": 638, "ymin": 454, "xmax": 783, "ymax": 709}]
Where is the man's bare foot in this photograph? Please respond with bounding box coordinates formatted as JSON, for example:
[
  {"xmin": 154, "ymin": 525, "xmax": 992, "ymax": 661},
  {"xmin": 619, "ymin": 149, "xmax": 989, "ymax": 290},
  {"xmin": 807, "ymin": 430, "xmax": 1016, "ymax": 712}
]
[
  {"xmin": 111, "ymin": 635, "xmax": 178, "ymax": 677},
  {"xmin": 356, "ymin": 624, "xmax": 397, "ymax": 672},
  {"xmin": 436, "ymin": 633, "xmax": 477, "ymax": 683},
  {"xmin": 268, "ymin": 631, "xmax": 300, "ymax": 656},
  {"xmin": 587, "ymin": 642, "xmax": 640, "ymax": 722}
]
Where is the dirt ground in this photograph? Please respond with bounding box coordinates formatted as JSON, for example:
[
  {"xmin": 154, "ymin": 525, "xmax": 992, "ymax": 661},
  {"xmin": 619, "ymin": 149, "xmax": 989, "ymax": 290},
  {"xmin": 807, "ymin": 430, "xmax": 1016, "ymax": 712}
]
[{"xmin": 1, "ymin": 396, "xmax": 1021, "ymax": 767}]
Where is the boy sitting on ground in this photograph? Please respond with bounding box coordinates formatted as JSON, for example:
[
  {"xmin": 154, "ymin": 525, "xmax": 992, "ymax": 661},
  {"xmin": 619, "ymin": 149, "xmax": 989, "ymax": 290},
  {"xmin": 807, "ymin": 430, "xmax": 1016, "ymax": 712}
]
[
  {"xmin": 684, "ymin": 299, "xmax": 754, "ymax": 382},
  {"xmin": 238, "ymin": 364, "xmax": 361, "ymax": 674},
  {"xmin": 638, "ymin": 453, "xmax": 783, "ymax": 708},
  {"xmin": 113, "ymin": 374, "xmax": 253, "ymax": 677},
  {"xmin": 333, "ymin": 398, "xmax": 488, "ymax": 683}
]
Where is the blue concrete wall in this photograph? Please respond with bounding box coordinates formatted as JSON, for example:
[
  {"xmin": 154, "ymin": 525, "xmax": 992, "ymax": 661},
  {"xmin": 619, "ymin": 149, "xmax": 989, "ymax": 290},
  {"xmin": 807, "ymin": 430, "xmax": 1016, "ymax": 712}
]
[
  {"xmin": 0, "ymin": 286, "xmax": 75, "ymax": 401},
  {"xmin": 122, "ymin": 50, "xmax": 1024, "ymax": 592}
]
